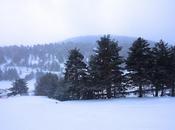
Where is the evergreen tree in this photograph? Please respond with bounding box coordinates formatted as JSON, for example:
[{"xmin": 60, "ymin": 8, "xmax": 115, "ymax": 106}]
[
  {"xmin": 169, "ymin": 46, "xmax": 175, "ymax": 96},
  {"xmin": 35, "ymin": 73, "xmax": 59, "ymax": 98},
  {"xmin": 126, "ymin": 37, "xmax": 151, "ymax": 97},
  {"xmin": 35, "ymin": 71, "xmax": 45, "ymax": 80},
  {"xmin": 9, "ymin": 79, "xmax": 28, "ymax": 96},
  {"xmin": 151, "ymin": 40, "xmax": 171, "ymax": 96},
  {"xmin": 88, "ymin": 55, "xmax": 102, "ymax": 99},
  {"xmin": 54, "ymin": 78, "xmax": 70, "ymax": 101},
  {"xmin": 64, "ymin": 48, "xmax": 88, "ymax": 100},
  {"xmin": 108, "ymin": 40, "xmax": 124, "ymax": 97},
  {"xmin": 88, "ymin": 35, "xmax": 124, "ymax": 99}
]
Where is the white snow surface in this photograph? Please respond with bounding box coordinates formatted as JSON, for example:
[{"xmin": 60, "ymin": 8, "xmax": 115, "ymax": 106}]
[
  {"xmin": 0, "ymin": 96, "xmax": 175, "ymax": 130},
  {"xmin": 0, "ymin": 81, "xmax": 12, "ymax": 89}
]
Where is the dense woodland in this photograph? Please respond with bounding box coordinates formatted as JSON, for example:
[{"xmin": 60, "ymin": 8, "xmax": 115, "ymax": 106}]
[
  {"xmin": 31, "ymin": 35, "xmax": 175, "ymax": 101},
  {"xmin": 0, "ymin": 42, "xmax": 91, "ymax": 74},
  {"xmin": 0, "ymin": 39, "xmax": 97, "ymax": 70}
]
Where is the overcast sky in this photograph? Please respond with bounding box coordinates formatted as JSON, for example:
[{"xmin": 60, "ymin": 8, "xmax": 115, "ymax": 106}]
[{"xmin": 0, "ymin": 0, "xmax": 175, "ymax": 46}]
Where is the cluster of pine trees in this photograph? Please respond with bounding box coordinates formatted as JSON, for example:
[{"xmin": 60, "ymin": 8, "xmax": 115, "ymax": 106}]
[
  {"xmin": 35, "ymin": 35, "xmax": 175, "ymax": 101},
  {"xmin": 126, "ymin": 38, "xmax": 175, "ymax": 97}
]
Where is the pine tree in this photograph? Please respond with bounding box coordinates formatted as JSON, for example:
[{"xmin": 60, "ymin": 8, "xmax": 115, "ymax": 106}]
[
  {"xmin": 64, "ymin": 48, "xmax": 88, "ymax": 100},
  {"xmin": 54, "ymin": 78, "xmax": 70, "ymax": 101},
  {"xmin": 35, "ymin": 73, "xmax": 58, "ymax": 98},
  {"xmin": 169, "ymin": 46, "xmax": 175, "ymax": 96},
  {"xmin": 151, "ymin": 40, "xmax": 171, "ymax": 96},
  {"xmin": 108, "ymin": 41, "xmax": 124, "ymax": 97},
  {"xmin": 88, "ymin": 55, "xmax": 102, "ymax": 99},
  {"xmin": 9, "ymin": 79, "xmax": 28, "ymax": 96},
  {"xmin": 126, "ymin": 37, "xmax": 151, "ymax": 97},
  {"xmin": 88, "ymin": 35, "xmax": 123, "ymax": 99}
]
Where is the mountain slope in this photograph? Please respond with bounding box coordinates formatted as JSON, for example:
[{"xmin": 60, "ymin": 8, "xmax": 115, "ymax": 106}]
[{"xmin": 0, "ymin": 35, "xmax": 154, "ymax": 79}]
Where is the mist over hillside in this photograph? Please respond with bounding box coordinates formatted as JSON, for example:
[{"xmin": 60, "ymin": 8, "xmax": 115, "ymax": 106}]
[{"xmin": 0, "ymin": 35, "xmax": 154, "ymax": 80}]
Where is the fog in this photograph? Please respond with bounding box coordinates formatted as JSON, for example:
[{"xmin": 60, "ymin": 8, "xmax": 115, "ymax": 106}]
[{"xmin": 0, "ymin": 0, "xmax": 175, "ymax": 45}]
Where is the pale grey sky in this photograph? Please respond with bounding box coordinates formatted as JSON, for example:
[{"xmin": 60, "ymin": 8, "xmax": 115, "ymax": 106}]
[{"xmin": 0, "ymin": 0, "xmax": 175, "ymax": 45}]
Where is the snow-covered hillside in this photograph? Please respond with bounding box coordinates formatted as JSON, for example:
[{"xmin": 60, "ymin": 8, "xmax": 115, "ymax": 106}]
[
  {"xmin": 0, "ymin": 35, "xmax": 138, "ymax": 79},
  {"xmin": 0, "ymin": 96, "xmax": 175, "ymax": 130},
  {"xmin": 0, "ymin": 35, "xmax": 155, "ymax": 81}
]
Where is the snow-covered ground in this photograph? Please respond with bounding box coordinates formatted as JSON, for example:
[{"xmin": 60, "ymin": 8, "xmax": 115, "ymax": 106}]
[
  {"xmin": 0, "ymin": 80, "xmax": 12, "ymax": 89},
  {"xmin": 0, "ymin": 96, "xmax": 175, "ymax": 130}
]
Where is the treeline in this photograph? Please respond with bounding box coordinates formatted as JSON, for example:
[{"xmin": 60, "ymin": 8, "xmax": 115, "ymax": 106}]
[
  {"xmin": 34, "ymin": 35, "xmax": 175, "ymax": 101},
  {"xmin": 0, "ymin": 36, "xmax": 137, "ymax": 73},
  {"xmin": 0, "ymin": 45, "xmax": 62, "ymax": 71},
  {"xmin": 0, "ymin": 68, "xmax": 19, "ymax": 81},
  {"xmin": 0, "ymin": 41, "xmax": 95, "ymax": 71},
  {"xmin": 0, "ymin": 67, "xmax": 46, "ymax": 81}
]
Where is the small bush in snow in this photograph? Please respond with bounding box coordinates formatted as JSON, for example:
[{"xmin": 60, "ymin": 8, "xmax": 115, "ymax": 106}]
[{"xmin": 8, "ymin": 79, "xmax": 28, "ymax": 96}]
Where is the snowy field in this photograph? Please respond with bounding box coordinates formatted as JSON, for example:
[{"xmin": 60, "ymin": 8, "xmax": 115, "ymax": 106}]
[{"xmin": 0, "ymin": 96, "xmax": 175, "ymax": 130}]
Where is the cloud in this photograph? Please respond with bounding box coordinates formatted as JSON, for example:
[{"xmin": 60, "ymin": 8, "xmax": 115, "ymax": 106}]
[{"xmin": 0, "ymin": 0, "xmax": 174, "ymax": 45}]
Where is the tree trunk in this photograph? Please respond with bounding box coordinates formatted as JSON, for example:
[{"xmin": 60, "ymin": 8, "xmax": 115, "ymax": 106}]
[
  {"xmin": 172, "ymin": 86, "xmax": 175, "ymax": 97},
  {"xmin": 160, "ymin": 86, "xmax": 164, "ymax": 96},
  {"xmin": 155, "ymin": 90, "xmax": 158, "ymax": 97},
  {"xmin": 138, "ymin": 84, "xmax": 143, "ymax": 98},
  {"xmin": 155, "ymin": 86, "xmax": 159, "ymax": 97},
  {"xmin": 113, "ymin": 87, "xmax": 116, "ymax": 98},
  {"xmin": 107, "ymin": 87, "xmax": 112, "ymax": 99}
]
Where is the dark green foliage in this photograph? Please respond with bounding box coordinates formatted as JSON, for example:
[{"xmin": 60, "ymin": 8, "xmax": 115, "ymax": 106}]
[
  {"xmin": 109, "ymin": 42, "xmax": 125, "ymax": 97},
  {"xmin": 35, "ymin": 73, "xmax": 59, "ymax": 98},
  {"xmin": 126, "ymin": 37, "xmax": 151, "ymax": 97},
  {"xmin": 35, "ymin": 71, "xmax": 45, "ymax": 80},
  {"xmin": 151, "ymin": 40, "xmax": 171, "ymax": 96},
  {"xmin": 169, "ymin": 46, "xmax": 175, "ymax": 96},
  {"xmin": 54, "ymin": 79, "xmax": 70, "ymax": 101},
  {"xmin": 88, "ymin": 35, "xmax": 124, "ymax": 99},
  {"xmin": 88, "ymin": 55, "xmax": 101, "ymax": 99},
  {"xmin": 64, "ymin": 48, "xmax": 88, "ymax": 100},
  {"xmin": 9, "ymin": 79, "xmax": 28, "ymax": 96}
]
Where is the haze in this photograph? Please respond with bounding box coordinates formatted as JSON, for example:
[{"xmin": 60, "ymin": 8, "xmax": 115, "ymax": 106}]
[{"xmin": 0, "ymin": 0, "xmax": 175, "ymax": 46}]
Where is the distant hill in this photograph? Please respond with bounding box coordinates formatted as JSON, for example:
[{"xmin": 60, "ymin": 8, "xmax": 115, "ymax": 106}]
[
  {"xmin": 0, "ymin": 35, "xmax": 154, "ymax": 80},
  {"xmin": 64, "ymin": 35, "xmax": 136, "ymax": 44},
  {"xmin": 63, "ymin": 35, "xmax": 139, "ymax": 57}
]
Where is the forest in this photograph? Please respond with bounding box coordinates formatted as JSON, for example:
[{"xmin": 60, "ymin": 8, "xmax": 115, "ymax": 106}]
[{"xmin": 8, "ymin": 35, "xmax": 175, "ymax": 101}]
